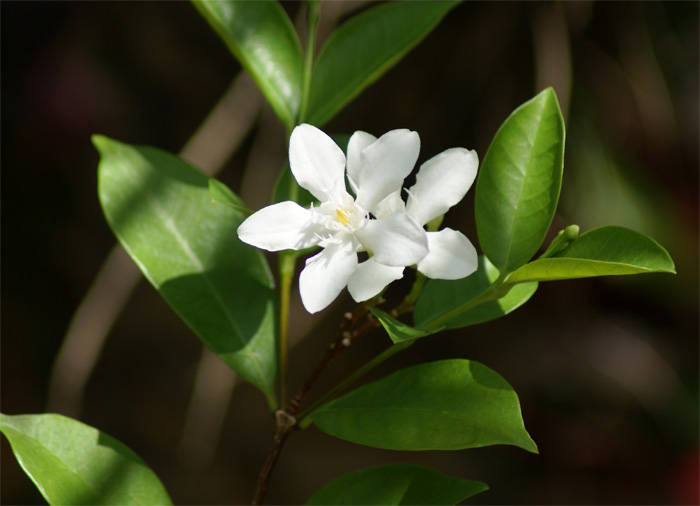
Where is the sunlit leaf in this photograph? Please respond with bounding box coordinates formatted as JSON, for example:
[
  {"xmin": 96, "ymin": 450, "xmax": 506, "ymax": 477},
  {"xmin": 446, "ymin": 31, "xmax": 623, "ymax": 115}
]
[
  {"xmin": 311, "ymin": 360, "xmax": 537, "ymax": 453},
  {"xmin": 1, "ymin": 413, "xmax": 171, "ymax": 505},
  {"xmin": 209, "ymin": 179, "xmax": 251, "ymax": 215},
  {"xmin": 95, "ymin": 135, "xmax": 277, "ymax": 408},
  {"xmin": 475, "ymin": 87, "xmax": 565, "ymax": 274},
  {"xmin": 506, "ymin": 226, "xmax": 676, "ymax": 284},
  {"xmin": 194, "ymin": 0, "xmax": 303, "ymax": 129},
  {"xmin": 305, "ymin": 464, "xmax": 487, "ymax": 505}
]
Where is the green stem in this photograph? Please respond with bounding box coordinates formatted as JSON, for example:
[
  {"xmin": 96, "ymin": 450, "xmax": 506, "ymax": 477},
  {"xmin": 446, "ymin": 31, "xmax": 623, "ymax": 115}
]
[
  {"xmin": 278, "ymin": 253, "xmax": 296, "ymax": 410},
  {"xmin": 298, "ymin": 0, "xmax": 321, "ymax": 124},
  {"xmin": 297, "ymin": 340, "xmax": 414, "ymax": 427}
]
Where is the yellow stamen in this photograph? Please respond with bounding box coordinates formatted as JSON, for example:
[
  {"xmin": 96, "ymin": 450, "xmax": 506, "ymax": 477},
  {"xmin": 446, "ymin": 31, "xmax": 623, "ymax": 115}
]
[{"xmin": 336, "ymin": 209, "xmax": 350, "ymax": 226}]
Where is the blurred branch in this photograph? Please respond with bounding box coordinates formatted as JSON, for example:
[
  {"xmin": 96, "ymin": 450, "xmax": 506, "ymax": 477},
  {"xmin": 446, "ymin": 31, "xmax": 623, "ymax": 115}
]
[{"xmin": 532, "ymin": 2, "xmax": 572, "ymax": 120}]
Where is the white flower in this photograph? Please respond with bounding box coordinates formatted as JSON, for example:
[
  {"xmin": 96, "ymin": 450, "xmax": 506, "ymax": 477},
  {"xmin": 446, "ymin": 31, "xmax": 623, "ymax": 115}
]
[
  {"xmin": 238, "ymin": 124, "xmax": 429, "ymax": 314},
  {"xmin": 346, "ymin": 132, "xmax": 480, "ymax": 300}
]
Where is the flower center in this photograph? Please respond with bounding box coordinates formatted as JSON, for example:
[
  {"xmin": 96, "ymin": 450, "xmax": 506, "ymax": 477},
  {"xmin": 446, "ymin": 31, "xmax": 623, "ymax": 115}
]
[{"xmin": 336, "ymin": 209, "xmax": 350, "ymax": 226}]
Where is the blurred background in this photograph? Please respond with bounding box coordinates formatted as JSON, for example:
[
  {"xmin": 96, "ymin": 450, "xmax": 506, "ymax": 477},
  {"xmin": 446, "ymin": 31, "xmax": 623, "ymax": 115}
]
[{"xmin": 2, "ymin": 1, "xmax": 698, "ymax": 504}]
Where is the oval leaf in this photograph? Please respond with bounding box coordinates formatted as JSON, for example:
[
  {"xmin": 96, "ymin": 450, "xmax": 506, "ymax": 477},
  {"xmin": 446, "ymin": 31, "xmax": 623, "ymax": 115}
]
[
  {"xmin": 1, "ymin": 413, "xmax": 171, "ymax": 505},
  {"xmin": 95, "ymin": 135, "xmax": 277, "ymax": 408},
  {"xmin": 506, "ymin": 226, "xmax": 676, "ymax": 284},
  {"xmin": 311, "ymin": 360, "xmax": 537, "ymax": 453},
  {"xmin": 306, "ymin": 1, "xmax": 459, "ymax": 126},
  {"xmin": 414, "ymin": 256, "xmax": 537, "ymax": 330},
  {"xmin": 475, "ymin": 87, "xmax": 565, "ymax": 274},
  {"xmin": 194, "ymin": 0, "xmax": 303, "ymax": 129},
  {"xmin": 305, "ymin": 464, "xmax": 488, "ymax": 505}
]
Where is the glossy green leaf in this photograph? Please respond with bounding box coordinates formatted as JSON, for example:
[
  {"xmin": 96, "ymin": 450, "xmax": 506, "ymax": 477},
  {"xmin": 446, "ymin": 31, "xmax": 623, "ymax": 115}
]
[
  {"xmin": 305, "ymin": 464, "xmax": 488, "ymax": 505},
  {"xmin": 209, "ymin": 179, "xmax": 252, "ymax": 215},
  {"xmin": 370, "ymin": 307, "xmax": 436, "ymax": 344},
  {"xmin": 194, "ymin": 0, "xmax": 303, "ymax": 129},
  {"xmin": 414, "ymin": 256, "xmax": 537, "ymax": 330},
  {"xmin": 95, "ymin": 135, "xmax": 277, "ymax": 408},
  {"xmin": 505, "ymin": 226, "xmax": 676, "ymax": 284},
  {"xmin": 311, "ymin": 360, "xmax": 537, "ymax": 453},
  {"xmin": 306, "ymin": 1, "xmax": 459, "ymax": 126},
  {"xmin": 1, "ymin": 413, "xmax": 171, "ymax": 505},
  {"xmin": 475, "ymin": 87, "xmax": 565, "ymax": 274}
]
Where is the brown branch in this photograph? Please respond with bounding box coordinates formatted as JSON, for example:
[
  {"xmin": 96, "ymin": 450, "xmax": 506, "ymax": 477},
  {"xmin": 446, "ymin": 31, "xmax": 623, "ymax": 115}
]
[{"xmin": 251, "ymin": 410, "xmax": 296, "ymax": 505}]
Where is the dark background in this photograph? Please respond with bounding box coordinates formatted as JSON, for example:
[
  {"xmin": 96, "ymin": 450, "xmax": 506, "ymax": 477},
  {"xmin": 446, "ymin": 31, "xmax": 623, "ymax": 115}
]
[{"xmin": 2, "ymin": 1, "xmax": 698, "ymax": 504}]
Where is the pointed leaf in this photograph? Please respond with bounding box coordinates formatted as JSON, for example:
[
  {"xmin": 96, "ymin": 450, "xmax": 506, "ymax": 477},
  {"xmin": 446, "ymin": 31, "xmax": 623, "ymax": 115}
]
[
  {"xmin": 209, "ymin": 179, "xmax": 252, "ymax": 215},
  {"xmin": 194, "ymin": 0, "xmax": 303, "ymax": 129},
  {"xmin": 306, "ymin": 1, "xmax": 459, "ymax": 126},
  {"xmin": 95, "ymin": 135, "xmax": 277, "ymax": 408},
  {"xmin": 311, "ymin": 360, "xmax": 537, "ymax": 453},
  {"xmin": 1, "ymin": 413, "xmax": 171, "ymax": 505},
  {"xmin": 506, "ymin": 226, "xmax": 676, "ymax": 284},
  {"xmin": 414, "ymin": 256, "xmax": 537, "ymax": 329},
  {"xmin": 305, "ymin": 464, "xmax": 488, "ymax": 505},
  {"xmin": 370, "ymin": 307, "xmax": 436, "ymax": 344},
  {"xmin": 475, "ymin": 87, "xmax": 565, "ymax": 274}
]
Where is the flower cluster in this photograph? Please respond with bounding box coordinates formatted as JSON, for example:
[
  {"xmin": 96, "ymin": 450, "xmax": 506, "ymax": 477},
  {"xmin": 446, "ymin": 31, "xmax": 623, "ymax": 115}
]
[{"xmin": 238, "ymin": 124, "xmax": 478, "ymax": 314}]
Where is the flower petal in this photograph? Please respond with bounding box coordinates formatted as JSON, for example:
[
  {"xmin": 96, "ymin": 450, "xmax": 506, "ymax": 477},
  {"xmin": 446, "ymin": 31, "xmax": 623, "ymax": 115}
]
[
  {"xmin": 289, "ymin": 124, "xmax": 348, "ymax": 203},
  {"xmin": 299, "ymin": 241, "xmax": 358, "ymax": 313},
  {"xmin": 373, "ymin": 191, "xmax": 405, "ymax": 219},
  {"xmin": 356, "ymin": 212, "xmax": 428, "ymax": 267},
  {"xmin": 346, "ymin": 130, "xmax": 377, "ymax": 188},
  {"xmin": 237, "ymin": 201, "xmax": 320, "ymax": 251},
  {"xmin": 417, "ymin": 228, "xmax": 478, "ymax": 280},
  {"xmin": 406, "ymin": 148, "xmax": 478, "ymax": 225},
  {"xmin": 347, "ymin": 257, "xmax": 404, "ymax": 302},
  {"xmin": 354, "ymin": 129, "xmax": 420, "ymax": 213}
]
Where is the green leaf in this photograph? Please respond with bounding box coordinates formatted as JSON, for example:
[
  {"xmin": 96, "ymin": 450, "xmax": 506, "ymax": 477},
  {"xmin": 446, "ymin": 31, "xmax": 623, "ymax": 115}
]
[
  {"xmin": 505, "ymin": 226, "xmax": 676, "ymax": 284},
  {"xmin": 305, "ymin": 464, "xmax": 488, "ymax": 505},
  {"xmin": 370, "ymin": 307, "xmax": 436, "ymax": 344},
  {"xmin": 475, "ymin": 87, "xmax": 565, "ymax": 274},
  {"xmin": 414, "ymin": 256, "xmax": 537, "ymax": 330},
  {"xmin": 1, "ymin": 413, "xmax": 171, "ymax": 505},
  {"xmin": 306, "ymin": 1, "xmax": 459, "ymax": 126},
  {"xmin": 94, "ymin": 135, "xmax": 277, "ymax": 408},
  {"xmin": 193, "ymin": 0, "xmax": 303, "ymax": 130},
  {"xmin": 311, "ymin": 359, "xmax": 537, "ymax": 453},
  {"xmin": 209, "ymin": 179, "xmax": 252, "ymax": 215}
]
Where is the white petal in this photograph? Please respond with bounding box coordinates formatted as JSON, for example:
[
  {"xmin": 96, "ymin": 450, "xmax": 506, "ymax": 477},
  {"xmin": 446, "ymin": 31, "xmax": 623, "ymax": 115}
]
[
  {"xmin": 237, "ymin": 201, "xmax": 320, "ymax": 251},
  {"xmin": 289, "ymin": 124, "xmax": 348, "ymax": 203},
  {"xmin": 299, "ymin": 241, "xmax": 358, "ymax": 314},
  {"xmin": 346, "ymin": 130, "xmax": 377, "ymax": 187},
  {"xmin": 347, "ymin": 257, "xmax": 404, "ymax": 302},
  {"xmin": 373, "ymin": 191, "xmax": 405, "ymax": 219},
  {"xmin": 417, "ymin": 228, "xmax": 478, "ymax": 280},
  {"xmin": 354, "ymin": 129, "xmax": 420, "ymax": 213},
  {"xmin": 356, "ymin": 212, "xmax": 428, "ymax": 267},
  {"xmin": 406, "ymin": 148, "xmax": 478, "ymax": 225}
]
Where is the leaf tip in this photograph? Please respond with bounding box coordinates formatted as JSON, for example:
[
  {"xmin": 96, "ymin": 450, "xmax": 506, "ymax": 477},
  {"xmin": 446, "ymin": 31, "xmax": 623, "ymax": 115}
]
[{"xmin": 91, "ymin": 134, "xmax": 114, "ymax": 155}]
